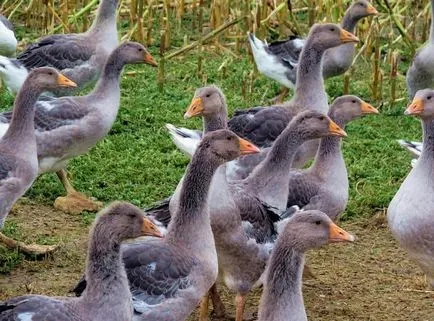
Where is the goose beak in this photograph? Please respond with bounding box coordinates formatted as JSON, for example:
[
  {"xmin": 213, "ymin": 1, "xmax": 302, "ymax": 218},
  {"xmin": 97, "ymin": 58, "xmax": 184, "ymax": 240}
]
[
  {"xmin": 238, "ymin": 137, "xmax": 260, "ymax": 155},
  {"xmin": 405, "ymin": 98, "xmax": 424, "ymax": 115},
  {"xmin": 144, "ymin": 53, "xmax": 158, "ymax": 67},
  {"xmin": 142, "ymin": 218, "xmax": 163, "ymax": 238},
  {"xmin": 328, "ymin": 120, "xmax": 347, "ymax": 137},
  {"xmin": 57, "ymin": 74, "xmax": 77, "ymax": 88},
  {"xmin": 361, "ymin": 101, "xmax": 379, "ymax": 114},
  {"xmin": 184, "ymin": 97, "xmax": 204, "ymax": 119},
  {"xmin": 329, "ymin": 223, "xmax": 355, "ymax": 243},
  {"xmin": 340, "ymin": 29, "xmax": 359, "ymax": 43},
  {"xmin": 366, "ymin": 4, "xmax": 378, "ymax": 15}
]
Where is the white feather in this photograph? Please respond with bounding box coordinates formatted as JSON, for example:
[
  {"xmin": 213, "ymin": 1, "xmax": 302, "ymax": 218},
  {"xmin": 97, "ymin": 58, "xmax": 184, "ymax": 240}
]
[
  {"xmin": 0, "ymin": 20, "xmax": 17, "ymax": 57},
  {"xmin": 0, "ymin": 56, "xmax": 28, "ymax": 95},
  {"xmin": 397, "ymin": 139, "xmax": 422, "ymax": 157},
  {"xmin": 165, "ymin": 124, "xmax": 200, "ymax": 157}
]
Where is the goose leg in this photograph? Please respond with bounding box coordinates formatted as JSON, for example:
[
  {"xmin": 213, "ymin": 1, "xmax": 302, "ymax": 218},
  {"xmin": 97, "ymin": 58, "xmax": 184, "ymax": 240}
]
[
  {"xmin": 271, "ymin": 87, "xmax": 289, "ymax": 104},
  {"xmin": 0, "ymin": 232, "xmax": 57, "ymax": 255},
  {"xmin": 54, "ymin": 169, "xmax": 103, "ymax": 214},
  {"xmin": 198, "ymin": 291, "xmax": 210, "ymax": 321},
  {"xmin": 235, "ymin": 294, "xmax": 247, "ymax": 321},
  {"xmin": 209, "ymin": 283, "xmax": 226, "ymax": 318}
]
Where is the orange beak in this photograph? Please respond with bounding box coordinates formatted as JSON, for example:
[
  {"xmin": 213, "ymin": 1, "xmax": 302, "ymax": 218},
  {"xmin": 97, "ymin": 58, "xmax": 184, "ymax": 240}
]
[
  {"xmin": 238, "ymin": 137, "xmax": 260, "ymax": 155},
  {"xmin": 57, "ymin": 74, "xmax": 77, "ymax": 88},
  {"xmin": 405, "ymin": 98, "xmax": 424, "ymax": 116},
  {"xmin": 328, "ymin": 120, "xmax": 347, "ymax": 137},
  {"xmin": 184, "ymin": 97, "xmax": 204, "ymax": 119},
  {"xmin": 142, "ymin": 218, "xmax": 163, "ymax": 238},
  {"xmin": 144, "ymin": 52, "xmax": 158, "ymax": 67},
  {"xmin": 329, "ymin": 223, "xmax": 355, "ymax": 243},
  {"xmin": 361, "ymin": 101, "xmax": 379, "ymax": 114},
  {"xmin": 366, "ymin": 3, "xmax": 378, "ymax": 15},
  {"xmin": 340, "ymin": 29, "xmax": 360, "ymax": 43}
]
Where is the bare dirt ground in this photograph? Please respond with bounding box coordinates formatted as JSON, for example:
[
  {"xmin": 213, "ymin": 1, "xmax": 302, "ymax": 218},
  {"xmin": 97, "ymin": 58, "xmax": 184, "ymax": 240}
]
[{"xmin": 1, "ymin": 202, "xmax": 433, "ymax": 321}]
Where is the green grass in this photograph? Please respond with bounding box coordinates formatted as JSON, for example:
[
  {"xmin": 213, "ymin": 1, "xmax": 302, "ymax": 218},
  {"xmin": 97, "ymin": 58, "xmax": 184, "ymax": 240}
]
[{"xmin": 0, "ymin": 11, "xmax": 423, "ymax": 270}]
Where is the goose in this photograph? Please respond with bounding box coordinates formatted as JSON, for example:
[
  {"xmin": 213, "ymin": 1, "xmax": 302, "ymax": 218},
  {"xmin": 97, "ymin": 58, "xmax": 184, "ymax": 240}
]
[
  {"xmin": 406, "ymin": 0, "xmax": 434, "ymax": 99},
  {"xmin": 285, "ymin": 96, "xmax": 378, "ymax": 221},
  {"xmin": 388, "ymin": 89, "xmax": 434, "ymax": 290},
  {"xmin": 397, "ymin": 140, "xmax": 422, "ymax": 167},
  {"xmin": 166, "ymin": 110, "xmax": 347, "ymax": 321},
  {"xmin": 258, "ymin": 210, "xmax": 355, "ymax": 321},
  {"xmin": 0, "ymin": 42, "xmax": 157, "ymax": 215},
  {"xmin": 0, "ymin": 67, "xmax": 77, "ymax": 255},
  {"xmin": 248, "ymin": 0, "xmax": 377, "ymax": 102},
  {"xmin": 0, "ymin": 201, "xmax": 162, "ymax": 320},
  {"xmin": 0, "ymin": 0, "xmax": 131, "ymax": 96},
  {"xmin": 0, "ymin": 14, "xmax": 17, "ymax": 57},
  {"xmin": 229, "ymin": 23, "xmax": 359, "ymax": 168},
  {"xmin": 73, "ymin": 130, "xmax": 261, "ymax": 321}
]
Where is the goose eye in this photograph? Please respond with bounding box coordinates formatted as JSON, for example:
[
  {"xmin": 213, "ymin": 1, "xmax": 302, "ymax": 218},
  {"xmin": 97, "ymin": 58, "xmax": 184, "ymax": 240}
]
[
  {"xmin": 227, "ymin": 136, "xmax": 232, "ymax": 141},
  {"xmin": 48, "ymin": 72, "xmax": 53, "ymax": 75},
  {"xmin": 428, "ymin": 96, "xmax": 432, "ymax": 100},
  {"xmin": 352, "ymin": 100, "xmax": 357, "ymax": 103},
  {"xmin": 138, "ymin": 48, "xmax": 143, "ymax": 52},
  {"xmin": 206, "ymin": 94, "xmax": 211, "ymax": 98},
  {"xmin": 330, "ymin": 27, "xmax": 336, "ymax": 32},
  {"xmin": 315, "ymin": 221, "xmax": 321, "ymax": 225},
  {"xmin": 319, "ymin": 116, "xmax": 325, "ymax": 121}
]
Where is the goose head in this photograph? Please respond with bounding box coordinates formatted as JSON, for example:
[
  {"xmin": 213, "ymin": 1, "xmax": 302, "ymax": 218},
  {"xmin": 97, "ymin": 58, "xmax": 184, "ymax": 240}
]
[
  {"xmin": 200, "ymin": 129, "xmax": 260, "ymax": 163},
  {"xmin": 25, "ymin": 67, "xmax": 77, "ymax": 90},
  {"xmin": 329, "ymin": 95, "xmax": 378, "ymax": 124},
  {"xmin": 405, "ymin": 89, "xmax": 434, "ymax": 118},
  {"xmin": 290, "ymin": 110, "xmax": 348, "ymax": 140},
  {"xmin": 308, "ymin": 23, "xmax": 359, "ymax": 50},
  {"xmin": 348, "ymin": 0, "xmax": 378, "ymax": 20},
  {"xmin": 114, "ymin": 42, "xmax": 158, "ymax": 67},
  {"xmin": 94, "ymin": 201, "xmax": 162, "ymax": 241},
  {"xmin": 281, "ymin": 210, "xmax": 355, "ymax": 251},
  {"xmin": 184, "ymin": 85, "xmax": 226, "ymax": 119}
]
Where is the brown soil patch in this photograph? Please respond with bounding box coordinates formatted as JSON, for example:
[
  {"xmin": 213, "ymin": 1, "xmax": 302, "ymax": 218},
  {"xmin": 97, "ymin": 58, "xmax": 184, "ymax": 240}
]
[{"xmin": 1, "ymin": 203, "xmax": 434, "ymax": 320}]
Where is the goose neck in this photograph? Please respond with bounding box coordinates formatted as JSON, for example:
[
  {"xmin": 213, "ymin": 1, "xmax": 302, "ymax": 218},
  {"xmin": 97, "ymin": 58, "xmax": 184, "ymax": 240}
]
[
  {"xmin": 90, "ymin": 0, "xmax": 118, "ymax": 32},
  {"xmin": 294, "ymin": 42, "xmax": 324, "ymax": 100},
  {"xmin": 313, "ymin": 117, "xmax": 345, "ymax": 166},
  {"xmin": 84, "ymin": 227, "xmax": 127, "ymax": 299},
  {"xmin": 248, "ymin": 128, "xmax": 303, "ymax": 182},
  {"xmin": 2, "ymin": 83, "xmax": 40, "ymax": 144},
  {"xmin": 341, "ymin": 11, "xmax": 358, "ymax": 33},
  {"xmin": 166, "ymin": 149, "xmax": 221, "ymax": 240},
  {"xmin": 203, "ymin": 110, "xmax": 228, "ymax": 133},
  {"xmin": 420, "ymin": 118, "xmax": 434, "ymax": 162},
  {"xmin": 93, "ymin": 53, "xmax": 124, "ymax": 95},
  {"xmin": 258, "ymin": 246, "xmax": 306, "ymax": 321}
]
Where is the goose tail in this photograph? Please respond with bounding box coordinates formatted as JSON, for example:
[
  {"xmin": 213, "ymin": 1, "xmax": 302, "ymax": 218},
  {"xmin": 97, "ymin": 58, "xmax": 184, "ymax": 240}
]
[
  {"xmin": 397, "ymin": 139, "xmax": 422, "ymax": 158},
  {"xmin": 165, "ymin": 124, "xmax": 201, "ymax": 157}
]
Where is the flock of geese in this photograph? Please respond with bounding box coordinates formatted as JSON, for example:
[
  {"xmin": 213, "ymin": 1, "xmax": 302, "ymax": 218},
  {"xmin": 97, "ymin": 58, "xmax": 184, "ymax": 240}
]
[{"xmin": 0, "ymin": 0, "xmax": 433, "ymax": 320}]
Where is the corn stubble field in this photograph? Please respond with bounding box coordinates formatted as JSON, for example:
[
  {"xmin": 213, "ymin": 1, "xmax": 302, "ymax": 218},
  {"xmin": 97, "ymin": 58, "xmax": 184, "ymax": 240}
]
[{"xmin": 0, "ymin": 0, "xmax": 433, "ymax": 320}]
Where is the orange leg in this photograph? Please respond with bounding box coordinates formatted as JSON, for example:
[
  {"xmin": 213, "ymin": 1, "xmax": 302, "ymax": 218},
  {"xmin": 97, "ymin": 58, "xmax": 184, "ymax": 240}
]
[
  {"xmin": 235, "ymin": 294, "xmax": 247, "ymax": 321},
  {"xmin": 198, "ymin": 291, "xmax": 210, "ymax": 321}
]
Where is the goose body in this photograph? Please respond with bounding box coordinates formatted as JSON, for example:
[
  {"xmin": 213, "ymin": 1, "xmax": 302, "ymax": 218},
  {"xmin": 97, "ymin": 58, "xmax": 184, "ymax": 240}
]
[
  {"xmin": 0, "ymin": 202, "xmax": 162, "ymax": 321},
  {"xmin": 1, "ymin": 0, "xmax": 120, "ymax": 96},
  {"xmin": 388, "ymin": 90, "xmax": 434, "ymax": 289},
  {"xmin": 0, "ymin": 14, "xmax": 17, "ymax": 57},
  {"xmin": 73, "ymin": 130, "xmax": 259, "ymax": 321},
  {"xmin": 258, "ymin": 210, "xmax": 354, "ymax": 321},
  {"xmin": 249, "ymin": 0, "xmax": 377, "ymax": 89},
  {"xmin": 229, "ymin": 23, "xmax": 359, "ymax": 168},
  {"xmin": 0, "ymin": 67, "xmax": 77, "ymax": 254}
]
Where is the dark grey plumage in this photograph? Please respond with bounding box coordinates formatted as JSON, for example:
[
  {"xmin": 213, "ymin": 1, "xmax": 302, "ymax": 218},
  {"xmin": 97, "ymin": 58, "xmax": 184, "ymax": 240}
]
[{"xmin": 0, "ymin": 15, "xmax": 13, "ymax": 31}]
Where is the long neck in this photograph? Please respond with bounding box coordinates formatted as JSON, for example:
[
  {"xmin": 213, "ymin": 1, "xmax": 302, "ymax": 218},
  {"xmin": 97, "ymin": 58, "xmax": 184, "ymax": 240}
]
[
  {"xmin": 84, "ymin": 228, "xmax": 128, "ymax": 300},
  {"xmin": 248, "ymin": 128, "xmax": 304, "ymax": 185},
  {"xmin": 294, "ymin": 39, "xmax": 325, "ymax": 106},
  {"xmin": 430, "ymin": 0, "xmax": 434, "ymax": 43},
  {"xmin": 92, "ymin": 53, "xmax": 124, "ymax": 96},
  {"xmin": 419, "ymin": 118, "xmax": 434, "ymax": 165},
  {"xmin": 258, "ymin": 246, "xmax": 306, "ymax": 321},
  {"xmin": 90, "ymin": 0, "xmax": 118, "ymax": 32},
  {"xmin": 311, "ymin": 117, "xmax": 345, "ymax": 171},
  {"xmin": 167, "ymin": 149, "xmax": 220, "ymax": 241},
  {"xmin": 341, "ymin": 10, "xmax": 358, "ymax": 32},
  {"xmin": 203, "ymin": 110, "xmax": 228, "ymax": 133},
  {"xmin": 2, "ymin": 83, "xmax": 40, "ymax": 144}
]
